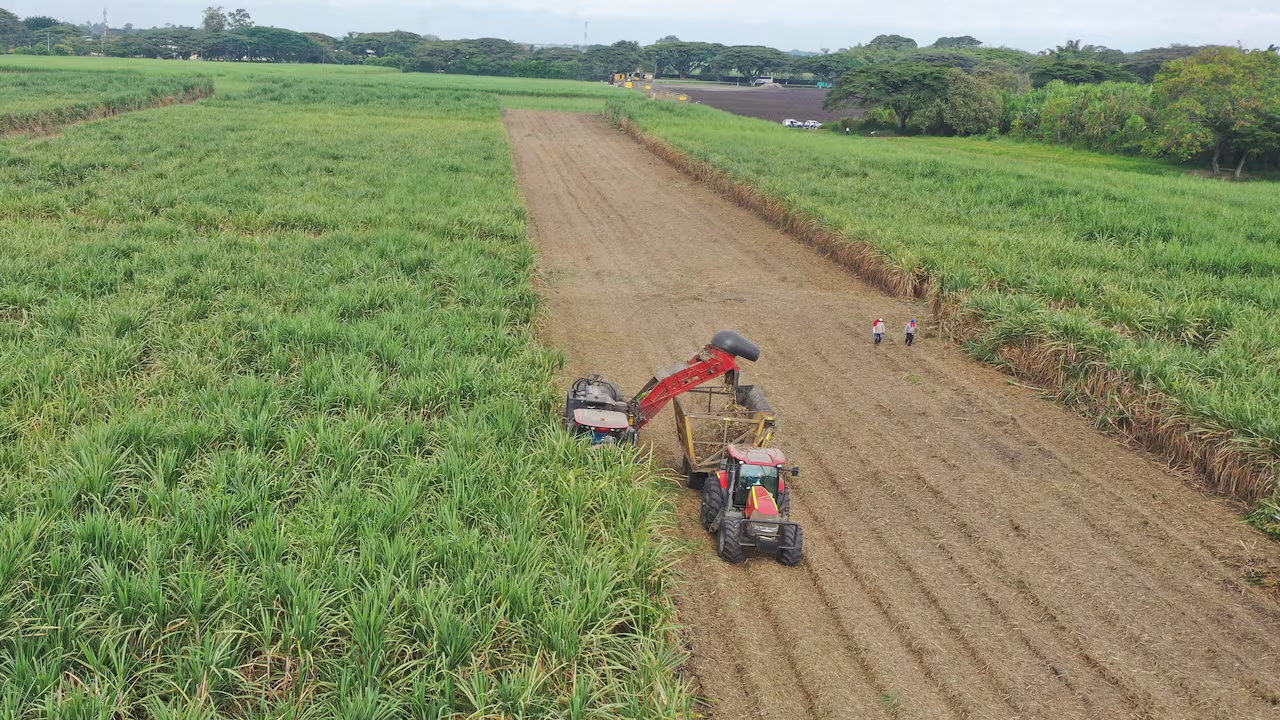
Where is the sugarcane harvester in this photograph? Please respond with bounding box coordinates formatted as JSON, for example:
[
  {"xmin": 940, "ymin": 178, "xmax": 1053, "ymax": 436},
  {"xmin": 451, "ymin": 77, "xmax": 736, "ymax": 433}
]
[
  {"xmin": 564, "ymin": 330, "xmax": 804, "ymax": 565},
  {"xmin": 563, "ymin": 330, "xmax": 761, "ymax": 446}
]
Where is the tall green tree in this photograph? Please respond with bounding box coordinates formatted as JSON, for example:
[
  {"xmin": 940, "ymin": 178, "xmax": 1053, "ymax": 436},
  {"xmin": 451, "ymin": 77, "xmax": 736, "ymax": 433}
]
[
  {"xmin": 1149, "ymin": 47, "xmax": 1280, "ymax": 176},
  {"xmin": 931, "ymin": 36, "xmax": 982, "ymax": 49},
  {"xmin": 941, "ymin": 70, "xmax": 1002, "ymax": 134},
  {"xmin": 201, "ymin": 7, "xmax": 227, "ymax": 33},
  {"xmin": 21, "ymin": 15, "xmax": 61, "ymax": 32},
  {"xmin": 0, "ymin": 8, "xmax": 30, "ymax": 48},
  {"xmin": 226, "ymin": 9, "xmax": 253, "ymax": 31},
  {"xmin": 304, "ymin": 32, "xmax": 338, "ymax": 50},
  {"xmin": 651, "ymin": 41, "xmax": 720, "ymax": 78},
  {"xmin": 1121, "ymin": 44, "xmax": 1209, "ymax": 82},
  {"xmin": 105, "ymin": 33, "xmax": 163, "ymax": 58},
  {"xmin": 789, "ymin": 52, "xmax": 861, "ymax": 82},
  {"xmin": 20, "ymin": 22, "xmax": 83, "ymax": 53},
  {"xmin": 644, "ymin": 42, "xmax": 678, "ymax": 77},
  {"xmin": 407, "ymin": 40, "xmax": 460, "ymax": 72},
  {"xmin": 513, "ymin": 47, "xmax": 582, "ymax": 79},
  {"xmin": 709, "ymin": 45, "xmax": 790, "ymax": 79},
  {"xmin": 903, "ymin": 48, "xmax": 984, "ymax": 71},
  {"xmin": 237, "ymin": 26, "xmax": 326, "ymax": 62},
  {"xmin": 450, "ymin": 38, "xmax": 521, "ymax": 75},
  {"xmin": 1046, "ymin": 40, "xmax": 1125, "ymax": 64},
  {"xmin": 129, "ymin": 27, "xmax": 204, "ymax": 59},
  {"xmin": 583, "ymin": 40, "xmax": 643, "ymax": 80},
  {"xmin": 824, "ymin": 61, "xmax": 953, "ymax": 130},
  {"xmin": 972, "ymin": 59, "xmax": 1026, "ymax": 93},
  {"xmin": 339, "ymin": 31, "xmax": 423, "ymax": 58},
  {"xmin": 1031, "ymin": 55, "xmax": 1138, "ymax": 87},
  {"xmin": 867, "ymin": 34, "xmax": 917, "ymax": 51}
]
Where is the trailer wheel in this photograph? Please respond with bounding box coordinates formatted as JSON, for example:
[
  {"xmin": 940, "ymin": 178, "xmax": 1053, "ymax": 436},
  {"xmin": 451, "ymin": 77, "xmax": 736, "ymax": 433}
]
[
  {"xmin": 684, "ymin": 458, "xmax": 707, "ymax": 490},
  {"xmin": 718, "ymin": 515, "xmax": 747, "ymax": 564},
  {"xmin": 700, "ymin": 479, "xmax": 725, "ymax": 530},
  {"xmin": 778, "ymin": 524, "xmax": 804, "ymax": 566}
]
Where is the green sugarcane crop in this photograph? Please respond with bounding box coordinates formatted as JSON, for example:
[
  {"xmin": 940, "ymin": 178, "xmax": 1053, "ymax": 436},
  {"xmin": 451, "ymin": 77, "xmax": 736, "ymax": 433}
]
[{"xmin": 0, "ymin": 68, "xmax": 691, "ymax": 718}]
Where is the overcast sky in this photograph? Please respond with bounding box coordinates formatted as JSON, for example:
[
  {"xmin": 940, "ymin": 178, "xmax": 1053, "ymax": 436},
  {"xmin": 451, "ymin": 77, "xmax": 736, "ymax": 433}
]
[{"xmin": 8, "ymin": 0, "xmax": 1279, "ymax": 52}]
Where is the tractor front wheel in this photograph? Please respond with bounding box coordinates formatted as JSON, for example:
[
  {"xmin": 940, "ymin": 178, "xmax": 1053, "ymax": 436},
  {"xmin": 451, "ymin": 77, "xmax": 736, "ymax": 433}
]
[
  {"xmin": 778, "ymin": 524, "xmax": 804, "ymax": 566},
  {"xmin": 718, "ymin": 515, "xmax": 747, "ymax": 564},
  {"xmin": 700, "ymin": 479, "xmax": 725, "ymax": 530}
]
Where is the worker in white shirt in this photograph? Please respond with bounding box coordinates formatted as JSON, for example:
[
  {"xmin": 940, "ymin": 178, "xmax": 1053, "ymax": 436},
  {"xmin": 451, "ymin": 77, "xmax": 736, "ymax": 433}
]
[
  {"xmin": 872, "ymin": 317, "xmax": 885, "ymax": 345},
  {"xmin": 905, "ymin": 318, "xmax": 918, "ymax": 347}
]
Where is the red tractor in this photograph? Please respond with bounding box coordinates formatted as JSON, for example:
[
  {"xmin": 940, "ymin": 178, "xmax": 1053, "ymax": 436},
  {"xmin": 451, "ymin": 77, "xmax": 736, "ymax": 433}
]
[
  {"xmin": 699, "ymin": 444, "xmax": 803, "ymax": 565},
  {"xmin": 563, "ymin": 330, "xmax": 760, "ymax": 445}
]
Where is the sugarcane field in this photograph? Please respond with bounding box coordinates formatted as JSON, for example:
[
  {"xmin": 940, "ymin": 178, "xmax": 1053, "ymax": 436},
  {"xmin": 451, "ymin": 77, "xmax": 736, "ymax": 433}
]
[{"xmin": 1, "ymin": 9, "xmax": 1280, "ymax": 718}]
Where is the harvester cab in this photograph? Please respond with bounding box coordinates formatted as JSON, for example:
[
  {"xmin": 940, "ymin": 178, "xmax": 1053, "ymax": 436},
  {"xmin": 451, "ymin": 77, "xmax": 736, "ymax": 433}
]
[
  {"xmin": 700, "ymin": 443, "xmax": 804, "ymax": 565},
  {"xmin": 564, "ymin": 377, "xmax": 633, "ymax": 445},
  {"xmin": 564, "ymin": 330, "xmax": 760, "ymax": 446}
]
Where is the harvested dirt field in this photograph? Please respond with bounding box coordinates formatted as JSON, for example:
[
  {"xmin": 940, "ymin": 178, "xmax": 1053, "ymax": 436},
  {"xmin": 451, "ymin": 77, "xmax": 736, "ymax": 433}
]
[
  {"xmin": 506, "ymin": 110, "xmax": 1280, "ymax": 720},
  {"xmin": 657, "ymin": 82, "xmax": 850, "ymax": 123}
]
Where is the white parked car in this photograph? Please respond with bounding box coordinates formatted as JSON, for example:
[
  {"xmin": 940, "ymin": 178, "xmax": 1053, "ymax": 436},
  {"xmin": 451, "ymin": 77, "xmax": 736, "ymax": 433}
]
[
  {"xmin": 782, "ymin": 119, "xmax": 803, "ymax": 128},
  {"xmin": 803, "ymin": 120, "xmax": 823, "ymax": 130}
]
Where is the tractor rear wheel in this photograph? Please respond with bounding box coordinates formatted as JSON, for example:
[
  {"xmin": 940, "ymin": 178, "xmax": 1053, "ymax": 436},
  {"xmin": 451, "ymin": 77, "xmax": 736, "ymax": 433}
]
[
  {"xmin": 601, "ymin": 379, "xmax": 624, "ymax": 402},
  {"xmin": 778, "ymin": 523, "xmax": 804, "ymax": 566},
  {"xmin": 700, "ymin": 478, "xmax": 725, "ymax": 530},
  {"xmin": 718, "ymin": 515, "xmax": 747, "ymax": 564}
]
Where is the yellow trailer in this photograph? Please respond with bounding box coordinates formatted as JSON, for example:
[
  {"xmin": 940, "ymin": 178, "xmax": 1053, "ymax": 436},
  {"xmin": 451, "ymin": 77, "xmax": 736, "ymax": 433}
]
[{"xmin": 673, "ymin": 381, "xmax": 775, "ymax": 489}]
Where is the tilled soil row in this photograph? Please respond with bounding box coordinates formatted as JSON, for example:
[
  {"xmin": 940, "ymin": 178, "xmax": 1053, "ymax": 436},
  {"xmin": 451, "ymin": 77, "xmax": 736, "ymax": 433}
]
[{"xmin": 506, "ymin": 109, "xmax": 1280, "ymax": 720}]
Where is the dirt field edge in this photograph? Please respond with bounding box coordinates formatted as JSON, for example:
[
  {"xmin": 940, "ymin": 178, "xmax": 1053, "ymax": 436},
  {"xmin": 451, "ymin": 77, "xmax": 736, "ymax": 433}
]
[{"xmin": 603, "ymin": 106, "xmax": 1280, "ymax": 509}]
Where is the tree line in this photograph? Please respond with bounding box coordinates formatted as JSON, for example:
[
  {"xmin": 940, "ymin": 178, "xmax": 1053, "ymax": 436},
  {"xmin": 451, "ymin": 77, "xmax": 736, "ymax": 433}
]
[
  {"xmin": 823, "ymin": 42, "xmax": 1280, "ymax": 176},
  {"xmin": 3, "ymin": 7, "xmax": 1275, "ymax": 174},
  {"xmin": 0, "ymin": 7, "xmax": 1226, "ymax": 87},
  {"xmin": 0, "ymin": 6, "xmax": 1250, "ymax": 86}
]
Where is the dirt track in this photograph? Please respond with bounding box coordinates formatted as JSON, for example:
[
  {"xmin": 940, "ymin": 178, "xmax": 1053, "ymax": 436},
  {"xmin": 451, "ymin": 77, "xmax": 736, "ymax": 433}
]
[{"xmin": 506, "ymin": 110, "xmax": 1280, "ymax": 720}]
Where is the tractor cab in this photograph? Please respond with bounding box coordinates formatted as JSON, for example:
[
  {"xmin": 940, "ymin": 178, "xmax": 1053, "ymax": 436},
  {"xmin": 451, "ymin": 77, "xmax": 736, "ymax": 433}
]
[
  {"xmin": 725, "ymin": 445, "xmax": 795, "ymax": 509},
  {"xmin": 702, "ymin": 444, "xmax": 803, "ymax": 564},
  {"xmin": 565, "ymin": 376, "xmax": 634, "ymax": 445}
]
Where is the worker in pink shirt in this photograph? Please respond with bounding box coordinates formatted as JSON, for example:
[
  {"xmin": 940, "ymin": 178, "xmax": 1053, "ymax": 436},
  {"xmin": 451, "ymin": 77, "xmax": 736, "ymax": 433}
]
[
  {"xmin": 872, "ymin": 317, "xmax": 885, "ymax": 345},
  {"xmin": 905, "ymin": 318, "xmax": 918, "ymax": 346}
]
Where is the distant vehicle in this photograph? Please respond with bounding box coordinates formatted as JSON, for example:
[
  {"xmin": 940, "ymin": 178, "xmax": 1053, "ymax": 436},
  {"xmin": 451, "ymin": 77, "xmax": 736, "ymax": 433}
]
[
  {"xmin": 753, "ymin": 77, "xmax": 774, "ymax": 86},
  {"xmin": 782, "ymin": 119, "xmax": 803, "ymax": 128},
  {"xmin": 803, "ymin": 120, "xmax": 822, "ymax": 130}
]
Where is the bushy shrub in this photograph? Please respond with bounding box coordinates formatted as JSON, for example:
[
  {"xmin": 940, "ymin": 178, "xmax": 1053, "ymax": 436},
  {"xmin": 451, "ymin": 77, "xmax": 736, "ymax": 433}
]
[
  {"xmin": 363, "ymin": 53, "xmax": 405, "ymax": 69},
  {"xmin": 1005, "ymin": 80, "xmax": 1154, "ymax": 153}
]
